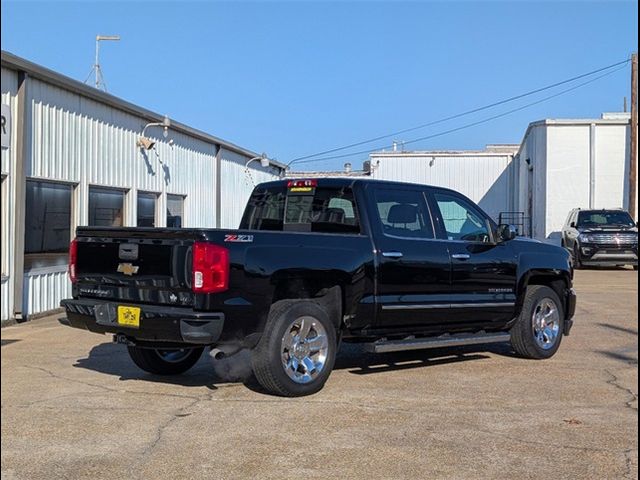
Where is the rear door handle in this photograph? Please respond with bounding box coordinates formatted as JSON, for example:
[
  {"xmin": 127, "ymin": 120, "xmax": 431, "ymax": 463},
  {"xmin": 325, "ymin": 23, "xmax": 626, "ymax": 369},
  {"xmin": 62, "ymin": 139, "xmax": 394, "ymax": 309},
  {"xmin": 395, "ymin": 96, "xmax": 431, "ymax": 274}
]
[
  {"xmin": 382, "ymin": 251, "xmax": 404, "ymax": 259},
  {"xmin": 451, "ymin": 254, "xmax": 470, "ymax": 260}
]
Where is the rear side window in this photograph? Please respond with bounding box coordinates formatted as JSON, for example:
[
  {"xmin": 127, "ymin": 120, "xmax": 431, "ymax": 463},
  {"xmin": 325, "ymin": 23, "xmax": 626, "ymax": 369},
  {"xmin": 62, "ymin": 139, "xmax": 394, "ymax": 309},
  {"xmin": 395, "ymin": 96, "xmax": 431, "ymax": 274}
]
[
  {"xmin": 240, "ymin": 186, "xmax": 360, "ymax": 234},
  {"xmin": 374, "ymin": 188, "xmax": 434, "ymax": 239}
]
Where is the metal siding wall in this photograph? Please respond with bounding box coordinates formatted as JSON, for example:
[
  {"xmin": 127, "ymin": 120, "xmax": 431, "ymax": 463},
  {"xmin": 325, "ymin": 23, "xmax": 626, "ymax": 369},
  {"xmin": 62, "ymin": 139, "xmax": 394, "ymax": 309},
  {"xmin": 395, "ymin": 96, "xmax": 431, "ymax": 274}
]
[
  {"xmin": 219, "ymin": 148, "xmax": 280, "ymax": 228},
  {"xmin": 23, "ymin": 78, "xmax": 219, "ymax": 317},
  {"xmin": 1, "ymin": 67, "xmax": 19, "ymax": 321},
  {"xmin": 545, "ymin": 125, "xmax": 591, "ymax": 240},
  {"xmin": 24, "ymin": 271, "xmax": 71, "ymax": 315},
  {"xmin": 372, "ymin": 154, "xmax": 512, "ymax": 221},
  {"xmin": 594, "ymin": 124, "xmax": 629, "ymax": 210}
]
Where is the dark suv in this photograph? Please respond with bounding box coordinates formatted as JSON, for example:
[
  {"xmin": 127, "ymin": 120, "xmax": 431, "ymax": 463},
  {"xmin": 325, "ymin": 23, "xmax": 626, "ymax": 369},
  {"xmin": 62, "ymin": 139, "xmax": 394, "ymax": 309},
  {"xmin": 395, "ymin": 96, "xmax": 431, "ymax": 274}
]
[{"xmin": 562, "ymin": 209, "xmax": 638, "ymax": 269}]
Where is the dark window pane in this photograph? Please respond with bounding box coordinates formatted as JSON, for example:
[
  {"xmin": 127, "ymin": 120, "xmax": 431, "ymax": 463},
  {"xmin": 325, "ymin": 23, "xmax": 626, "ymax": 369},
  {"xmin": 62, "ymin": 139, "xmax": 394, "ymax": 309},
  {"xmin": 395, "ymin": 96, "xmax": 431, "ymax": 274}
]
[
  {"xmin": 240, "ymin": 186, "xmax": 360, "ymax": 234},
  {"xmin": 240, "ymin": 186, "xmax": 286, "ymax": 231},
  {"xmin": 577, "ymin": 210, "xmax": 634, "ymax": 227},
  {"xmin": 89, "ymin": 187, "xmax": 124, "ymax": 227},
  {"xmin": 374, "ymin": 189, "xmax": 433, "ymax": 239},
  {"xmin": 25, "ymin": 181, "xmax": 72, "ymax": 254},
  {"xmin": 137, "ymin": 192, "xmax": 156, "ymax": 227},
  {"xmin": 167, "ymin": 195, "xmax": 184, "ymax": 228}
]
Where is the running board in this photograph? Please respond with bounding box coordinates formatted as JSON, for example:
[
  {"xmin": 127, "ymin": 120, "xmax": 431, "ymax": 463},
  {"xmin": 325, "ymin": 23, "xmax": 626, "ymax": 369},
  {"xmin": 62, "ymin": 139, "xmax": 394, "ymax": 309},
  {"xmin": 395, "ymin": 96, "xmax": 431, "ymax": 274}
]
[{"xmin": 364, "ymin": 331, "xmax": 511, "ymax": 354}]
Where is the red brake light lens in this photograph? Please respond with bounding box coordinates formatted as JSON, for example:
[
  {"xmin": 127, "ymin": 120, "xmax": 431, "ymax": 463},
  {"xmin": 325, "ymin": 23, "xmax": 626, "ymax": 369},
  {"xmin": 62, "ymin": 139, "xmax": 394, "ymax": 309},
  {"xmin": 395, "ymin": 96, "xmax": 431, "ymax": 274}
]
[
  {"xmin": 69, "ymin": 239, "xmax": 78, "ymax": 283},
  {"xmin": 287, "ymin": 179, "xmax": 318, "ymax": 188},
  {"xmin": 192, "ymin": 242, "xmax": 230, "ymax": 293}
]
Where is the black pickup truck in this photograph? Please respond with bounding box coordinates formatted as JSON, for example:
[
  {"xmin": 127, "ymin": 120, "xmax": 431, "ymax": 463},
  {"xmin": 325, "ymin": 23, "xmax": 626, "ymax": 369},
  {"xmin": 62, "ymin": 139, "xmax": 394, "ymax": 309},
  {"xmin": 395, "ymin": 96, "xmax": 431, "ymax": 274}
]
[{"xmin": 61, "ymin": 178, "xmax": 576, "ymax": 396}]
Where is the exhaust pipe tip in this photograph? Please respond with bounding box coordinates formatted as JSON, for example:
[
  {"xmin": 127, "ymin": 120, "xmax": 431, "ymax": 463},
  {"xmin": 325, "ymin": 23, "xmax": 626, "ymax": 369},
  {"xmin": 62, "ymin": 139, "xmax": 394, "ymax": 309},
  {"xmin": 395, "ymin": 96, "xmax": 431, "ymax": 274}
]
[{"xmin": 210, "ymin": 348, "xmax": 225, "ymax": 360}]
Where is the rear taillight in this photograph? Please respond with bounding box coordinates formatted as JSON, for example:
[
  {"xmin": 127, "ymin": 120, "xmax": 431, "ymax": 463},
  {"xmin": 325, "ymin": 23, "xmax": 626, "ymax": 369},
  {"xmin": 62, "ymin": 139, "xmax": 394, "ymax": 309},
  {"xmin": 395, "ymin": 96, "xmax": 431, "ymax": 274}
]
[
  {"xmin": 69, "ymin": 239, "xmax": 78, "ymax": 283},
  {"xmin": 192, "ymin": 242, "xmax": 229, "ymax": 293}
]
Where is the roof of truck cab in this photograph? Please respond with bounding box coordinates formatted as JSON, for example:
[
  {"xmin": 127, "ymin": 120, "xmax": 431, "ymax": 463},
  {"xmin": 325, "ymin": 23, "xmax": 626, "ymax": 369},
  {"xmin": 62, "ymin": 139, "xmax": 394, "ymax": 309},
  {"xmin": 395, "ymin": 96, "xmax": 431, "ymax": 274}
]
[{"xmin": 260, "ymin": 177, "xmax": 456, "ymax": 191}]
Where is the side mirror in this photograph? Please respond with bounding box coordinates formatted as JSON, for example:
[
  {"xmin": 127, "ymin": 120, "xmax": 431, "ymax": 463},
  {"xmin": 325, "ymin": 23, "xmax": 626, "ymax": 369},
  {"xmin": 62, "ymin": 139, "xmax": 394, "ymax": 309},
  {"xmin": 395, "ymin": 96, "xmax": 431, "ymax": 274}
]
[
  {"xmin": 570, "ymin": 222, "xmax": 576, "ymax": 228},
  {"xmin": 497, "ymin": 224, "xmax": 518, "ymax": 242}
]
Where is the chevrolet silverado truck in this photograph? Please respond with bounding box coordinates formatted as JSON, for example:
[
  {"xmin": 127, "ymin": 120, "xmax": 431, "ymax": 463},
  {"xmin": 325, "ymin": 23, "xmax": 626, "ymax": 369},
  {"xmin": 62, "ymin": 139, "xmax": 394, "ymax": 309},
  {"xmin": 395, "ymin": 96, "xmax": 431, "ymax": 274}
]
[{"xmin": 61, "ymin": 178, "xmax": 576, "ymax": 397}]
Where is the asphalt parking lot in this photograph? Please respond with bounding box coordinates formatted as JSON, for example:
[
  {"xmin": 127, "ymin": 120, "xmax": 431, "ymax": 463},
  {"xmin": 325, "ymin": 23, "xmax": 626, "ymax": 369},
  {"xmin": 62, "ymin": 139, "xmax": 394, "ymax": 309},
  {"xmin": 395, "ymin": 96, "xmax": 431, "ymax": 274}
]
[{"xmin": 1, "ymin": 269, "xmax": 638, "ymax": 480}]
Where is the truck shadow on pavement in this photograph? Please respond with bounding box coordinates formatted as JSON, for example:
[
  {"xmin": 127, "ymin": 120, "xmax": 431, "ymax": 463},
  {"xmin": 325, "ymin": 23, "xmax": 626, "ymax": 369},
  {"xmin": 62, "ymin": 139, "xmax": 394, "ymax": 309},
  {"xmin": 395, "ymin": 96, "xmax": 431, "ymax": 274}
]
[{"xmin": 73, "ymin": 340, "xmax": 515, "ymax": 393}]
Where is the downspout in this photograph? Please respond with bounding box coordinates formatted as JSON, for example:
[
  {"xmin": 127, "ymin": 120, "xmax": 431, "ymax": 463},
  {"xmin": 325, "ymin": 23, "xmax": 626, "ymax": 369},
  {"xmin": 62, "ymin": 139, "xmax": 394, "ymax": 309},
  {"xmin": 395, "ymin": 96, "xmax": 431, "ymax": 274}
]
[{"xmin": 13, "ymin": 71, "xmax": 28, "ymax": 321}]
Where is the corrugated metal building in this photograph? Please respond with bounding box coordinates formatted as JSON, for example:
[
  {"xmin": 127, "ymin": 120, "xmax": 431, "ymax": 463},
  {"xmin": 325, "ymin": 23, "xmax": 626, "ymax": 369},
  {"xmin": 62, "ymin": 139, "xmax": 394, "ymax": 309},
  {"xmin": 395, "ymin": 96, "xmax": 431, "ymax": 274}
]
[
  {"xmin": 368, "ymin": 145, "xmax": 519, "ymax": 222},
  {"xmin": 515, "ymin": 113, "xmax": 637, "ymax": 243},
  {"xmin": 1, "ymin": 51, "xmax": 285, "ymax": 323}
]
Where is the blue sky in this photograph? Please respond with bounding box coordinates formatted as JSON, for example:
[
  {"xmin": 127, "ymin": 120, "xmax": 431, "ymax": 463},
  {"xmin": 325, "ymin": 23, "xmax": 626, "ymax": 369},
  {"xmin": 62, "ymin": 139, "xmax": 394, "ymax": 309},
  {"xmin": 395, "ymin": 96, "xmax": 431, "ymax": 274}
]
[{"xmin": 1, "ymin": 1, "xmax": 638, "ymax": 171}]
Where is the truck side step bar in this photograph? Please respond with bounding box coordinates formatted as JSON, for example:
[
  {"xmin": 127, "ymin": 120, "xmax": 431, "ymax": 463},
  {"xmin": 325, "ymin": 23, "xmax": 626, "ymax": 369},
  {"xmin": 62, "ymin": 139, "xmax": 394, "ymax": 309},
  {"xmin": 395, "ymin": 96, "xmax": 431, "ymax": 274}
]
[{"xmin": 364, "ymin": 331, "xmax": 511, "ymax": 354}]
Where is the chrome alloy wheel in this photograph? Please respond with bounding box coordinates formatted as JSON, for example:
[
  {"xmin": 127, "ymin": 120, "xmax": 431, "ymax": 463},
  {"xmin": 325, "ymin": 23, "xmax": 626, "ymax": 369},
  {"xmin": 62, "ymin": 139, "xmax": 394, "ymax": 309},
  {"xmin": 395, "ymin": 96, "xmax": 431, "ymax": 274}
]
[
  {"xmin": 155, "ymin": 349, "xmax": 193, "ymax": 363},
  {"xmin": 532, "ymin": 297, "xmax": 561, "ymax": 350},
  {"xmin": 281, "ymin": 316, "xmax": 329, "ymax": 384}
]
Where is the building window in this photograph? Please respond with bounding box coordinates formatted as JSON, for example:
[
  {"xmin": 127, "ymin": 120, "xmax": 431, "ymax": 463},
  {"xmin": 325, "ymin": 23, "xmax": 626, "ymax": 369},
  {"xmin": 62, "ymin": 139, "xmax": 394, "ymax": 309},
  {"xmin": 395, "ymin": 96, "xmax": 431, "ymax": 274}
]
[
  {"xmin": 166, "ymin": 194, "xmax": 184, "ymax": 228},
  {"xmin": 89, "ymin": 187, "xmax": 125, "ymax": 227},
  {"xmin": 24, "ymin": 180, "xmax": 72, "ymax": 269},
  {"xmin": 137, "ymin": 192, "xmax": 157, "ymax": 227}
]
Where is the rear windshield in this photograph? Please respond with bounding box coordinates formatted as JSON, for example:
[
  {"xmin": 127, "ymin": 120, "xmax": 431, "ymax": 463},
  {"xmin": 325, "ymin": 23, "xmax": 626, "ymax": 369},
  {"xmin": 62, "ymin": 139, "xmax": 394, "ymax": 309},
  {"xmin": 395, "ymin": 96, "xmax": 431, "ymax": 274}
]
[
  {"xmin": 577, "ymin": 211, "xmax": 635, "ymax": 227},
  {"xmin": 240, "ymin": 186, "xmax": 360, "ymax": 234}
]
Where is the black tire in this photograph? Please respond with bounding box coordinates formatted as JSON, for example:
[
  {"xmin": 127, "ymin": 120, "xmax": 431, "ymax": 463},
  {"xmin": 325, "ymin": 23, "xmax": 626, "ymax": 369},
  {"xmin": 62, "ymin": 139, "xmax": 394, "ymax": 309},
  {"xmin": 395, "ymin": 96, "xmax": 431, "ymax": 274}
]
[
  {"xmin": 251, "ymin": 300, "xmax": 338, "ymax": 397},
  {"xmin": 511, "ymin": 285, "xmax": 564, "ymax": 360},
  {"xmin": 127, "ymin": 346, "xmax": 204, "ymax": 375},
  {"xmin": 573, "ymin": 245, "xmax": 583, "ymax": 269}
]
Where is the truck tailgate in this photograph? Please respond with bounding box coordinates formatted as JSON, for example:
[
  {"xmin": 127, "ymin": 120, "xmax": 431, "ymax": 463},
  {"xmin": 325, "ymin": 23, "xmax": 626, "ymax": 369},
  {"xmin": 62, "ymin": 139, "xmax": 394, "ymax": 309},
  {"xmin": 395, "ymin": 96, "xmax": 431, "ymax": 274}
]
[{"xmin": 73, "ymin": 227, "xmax": 206, "ymax": 307}]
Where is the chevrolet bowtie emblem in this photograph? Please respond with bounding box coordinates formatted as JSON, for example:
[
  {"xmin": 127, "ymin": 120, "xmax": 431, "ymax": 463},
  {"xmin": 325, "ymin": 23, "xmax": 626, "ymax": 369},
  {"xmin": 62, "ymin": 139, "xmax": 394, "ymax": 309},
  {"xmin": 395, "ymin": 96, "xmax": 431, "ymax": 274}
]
[{"xmin": 117, "ymin": 263, "xmax": 139, "ymax": 276}]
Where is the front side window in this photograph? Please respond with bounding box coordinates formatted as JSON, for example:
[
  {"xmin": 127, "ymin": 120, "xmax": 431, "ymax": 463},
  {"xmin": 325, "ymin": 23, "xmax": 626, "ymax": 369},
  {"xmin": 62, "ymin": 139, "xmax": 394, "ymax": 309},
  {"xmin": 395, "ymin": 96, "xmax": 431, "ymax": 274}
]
[
  {"xmin": 434, "ymin": 192, "xmax": 491, "ymax": 243},
  {"xmin": 137, "ymin": 192, "xmax": 157, "ymax": 227},
  {"xmin": 374, "ymin": 188, "xmax": 434, "ymax": 239},
  {"xmin": 577, "ymin": 210, "xmax": 635, "ymax": 228},
  {"xmin": 25, "ymin": 180, "xmax": 72, "ymax": 269},
  {"xmin": 167, "ymin": 194, "xmax": 184, "ymax": 228},
  {"xmin": 89, "ymin": 187, "xmax": 125, "ymax": 227}
]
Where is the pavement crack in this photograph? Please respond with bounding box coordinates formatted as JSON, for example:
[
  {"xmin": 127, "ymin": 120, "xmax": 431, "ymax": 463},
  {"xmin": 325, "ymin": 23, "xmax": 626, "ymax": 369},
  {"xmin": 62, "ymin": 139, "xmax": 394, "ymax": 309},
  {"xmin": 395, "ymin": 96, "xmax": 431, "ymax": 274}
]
[
  {"xmin": 129, "ymin": 396, "xmax": 204, "ymax": 479},
  {"xmin": 605, "ymin": 369, "xmax": 638, "ymax": 412},
  {"xmin": 623, "ymin": 448, "xmax": 634, "ymax": 480}
]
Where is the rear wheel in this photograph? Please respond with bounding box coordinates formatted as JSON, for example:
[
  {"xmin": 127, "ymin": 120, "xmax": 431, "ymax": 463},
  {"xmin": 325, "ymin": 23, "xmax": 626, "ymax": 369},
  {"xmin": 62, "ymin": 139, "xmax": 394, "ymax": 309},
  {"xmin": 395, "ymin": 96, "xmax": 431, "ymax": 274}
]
[
  {"xmin": 251, "ymin": 300, "xmax": 337, "ymax": 397},
  {"xmin": 127, "ymin": 346, "xmax": 204, "ymax": 375},
  {"xmin": 511, "ymin": 285, "xmax": 564, "ymax": 359}
]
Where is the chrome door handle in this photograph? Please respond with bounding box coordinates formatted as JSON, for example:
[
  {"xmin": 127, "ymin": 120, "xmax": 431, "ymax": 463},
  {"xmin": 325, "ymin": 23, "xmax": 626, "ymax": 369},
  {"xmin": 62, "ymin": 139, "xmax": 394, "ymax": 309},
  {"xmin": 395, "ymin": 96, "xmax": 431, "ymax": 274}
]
[
  {"xmin": 451, "ymin": 254, "xmax": 470, "ymax": 260},
  {"xmin": 382, "ymin": 251, "xmax": 404, "ymax": 258}
]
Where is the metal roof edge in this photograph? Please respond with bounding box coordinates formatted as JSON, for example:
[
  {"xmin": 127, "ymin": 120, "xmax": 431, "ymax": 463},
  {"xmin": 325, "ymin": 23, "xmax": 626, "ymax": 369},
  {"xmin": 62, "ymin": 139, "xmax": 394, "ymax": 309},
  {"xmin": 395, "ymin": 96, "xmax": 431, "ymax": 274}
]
[{"xmin": 1, "ymin": 50, "xmax": 286, "ymax": 171}]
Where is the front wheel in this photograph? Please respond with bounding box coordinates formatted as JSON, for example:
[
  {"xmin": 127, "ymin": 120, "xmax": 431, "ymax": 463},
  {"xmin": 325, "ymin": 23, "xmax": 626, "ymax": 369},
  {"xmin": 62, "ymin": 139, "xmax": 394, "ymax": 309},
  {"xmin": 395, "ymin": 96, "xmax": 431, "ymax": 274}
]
[
  {"xmin": 573, "ymin": 245, "xmax": 583, "ymax": 269},
  {"xmin": 127, "ymin": 346, "xmax": 204, "ymax": 375},
  {"xmin": 251, "ymin": 300, "xmax": 337, "ymax": 397},
  {"xmin": 511, "ymin": 285, "xmax": 564, "ymax": 359}
]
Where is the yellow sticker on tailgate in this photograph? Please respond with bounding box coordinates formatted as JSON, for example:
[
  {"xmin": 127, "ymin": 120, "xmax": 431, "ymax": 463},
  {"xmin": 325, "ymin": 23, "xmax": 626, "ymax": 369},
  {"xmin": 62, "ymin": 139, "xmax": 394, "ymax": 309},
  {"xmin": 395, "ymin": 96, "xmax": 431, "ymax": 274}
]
[{"xmin": 117, "ymin": 306, "xmax": 141, "ymax": 328}]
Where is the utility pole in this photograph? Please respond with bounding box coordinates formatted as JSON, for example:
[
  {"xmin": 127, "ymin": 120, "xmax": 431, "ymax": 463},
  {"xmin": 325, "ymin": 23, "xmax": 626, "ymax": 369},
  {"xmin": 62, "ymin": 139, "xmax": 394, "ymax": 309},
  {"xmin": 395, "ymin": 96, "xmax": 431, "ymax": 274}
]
[{"xmin": 630, "ymin": 53, "xmax": 638, "ymax": 219}]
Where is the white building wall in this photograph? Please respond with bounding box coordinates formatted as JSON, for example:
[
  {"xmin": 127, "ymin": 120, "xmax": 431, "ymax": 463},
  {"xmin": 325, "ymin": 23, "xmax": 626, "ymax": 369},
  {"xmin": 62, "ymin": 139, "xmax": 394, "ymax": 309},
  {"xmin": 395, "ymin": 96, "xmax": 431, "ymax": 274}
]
[
  {"xmin": 545, "ymin": 125, "xmax": 591, "ymax": 241},
  {"xmin": 371, "ymin": 153, "xmax": 514, "ymax": 221},
  {"xmin": 517, "ymin": 119, "xmax": 632, "ymax": 243},
  {"xmin": 219, "ymin": 148, "xmax": 280, "ymax": 228},
  {"xmin": 1, "ymin": 67, "xmax": 18, "ymax": 321},
  {"xmin": 594, "ymin": 125, "xmax": 629, "ymax": 210},
  {"xmin": 1, "ymin": 53, "xmax": 283, "ymax": 322}
]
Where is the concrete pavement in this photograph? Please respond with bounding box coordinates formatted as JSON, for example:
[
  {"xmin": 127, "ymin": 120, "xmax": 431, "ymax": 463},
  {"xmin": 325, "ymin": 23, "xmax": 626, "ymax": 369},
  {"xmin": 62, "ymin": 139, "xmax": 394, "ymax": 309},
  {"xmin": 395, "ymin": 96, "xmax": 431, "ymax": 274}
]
[{"xmin": 1, "ymin": 269, "xmax": 637, "ymax": 479}]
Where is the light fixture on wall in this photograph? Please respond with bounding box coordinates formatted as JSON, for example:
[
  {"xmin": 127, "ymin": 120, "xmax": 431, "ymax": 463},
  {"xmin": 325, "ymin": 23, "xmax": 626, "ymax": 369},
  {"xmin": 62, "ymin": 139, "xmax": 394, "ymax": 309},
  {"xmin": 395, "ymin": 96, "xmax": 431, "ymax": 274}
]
[
  {"xmin": 137, "ymin": 115, "xmax": 171, "ymax": 150},
  {"xmin": 245, "ymin": 153, "xmax": 270, "ymax": 186}
]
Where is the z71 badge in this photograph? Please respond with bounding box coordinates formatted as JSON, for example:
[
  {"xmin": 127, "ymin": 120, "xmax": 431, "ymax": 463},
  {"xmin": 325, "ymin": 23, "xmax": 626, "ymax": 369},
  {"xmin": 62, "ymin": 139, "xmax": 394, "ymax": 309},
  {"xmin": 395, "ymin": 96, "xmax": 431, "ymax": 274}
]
[{"xmin": 224, "ymin": 234, "xmax": 254, "ymax": 243}]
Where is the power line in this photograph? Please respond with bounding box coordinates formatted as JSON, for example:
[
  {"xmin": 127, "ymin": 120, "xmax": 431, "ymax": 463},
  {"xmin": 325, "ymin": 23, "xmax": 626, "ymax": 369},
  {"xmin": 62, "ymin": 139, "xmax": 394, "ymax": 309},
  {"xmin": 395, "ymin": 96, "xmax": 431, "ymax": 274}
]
[
  {"xmin": 287, "ymin": 58, "xmax": 631, "ymax": 167},
  {"xmin": 293, "ymin": 63, "xmax": 629, "ymax": 165}
]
